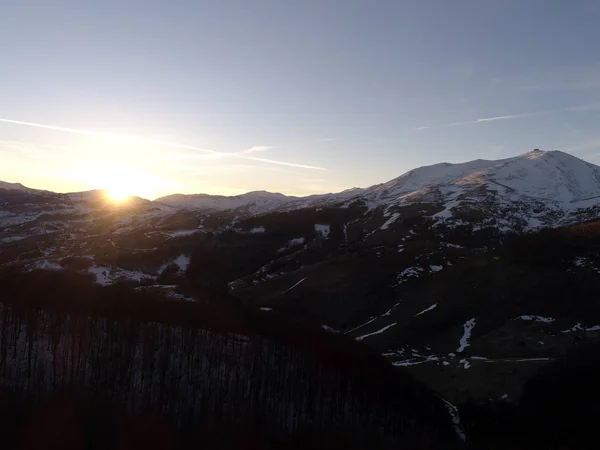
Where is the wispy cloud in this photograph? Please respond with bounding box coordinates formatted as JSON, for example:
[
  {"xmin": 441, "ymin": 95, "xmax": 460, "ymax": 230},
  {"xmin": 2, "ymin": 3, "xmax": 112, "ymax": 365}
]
[
  {"xmin": 451, "ymin": 110, "xmax": 553, "ymax": 126},
  {"xmin": 415, "ymin": 126, "xmax": 430, "ymax": 131},
  {"xmin": 242, "ymin": 145, "xmax": 273, "ymax": 153},
  {"xmin": 239, "ymin": 155, "xmax": 326, "ymax": 171},
  {"xmin": 0, "ymin": 117, "xmax": 326, "ymax": 171}
]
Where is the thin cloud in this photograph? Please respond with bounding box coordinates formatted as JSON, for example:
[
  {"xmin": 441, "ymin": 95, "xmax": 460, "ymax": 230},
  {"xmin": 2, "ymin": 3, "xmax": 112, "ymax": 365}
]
[
  {"xmin": 242, "ymin": 145, "xmax": 273, "ymax": 153},
  {"xmin": 240, "ymin": 155, "xmax": 326, "ymax": 171},
  {"xmin": 0, "ymin": 117, "xmax": 326, "ymax": 171},
  {"xmin": 415, "ymin": 126, "xmax": 430, "ymax": 130},
  {"xmin": 451, "ymin": 110, "xmax": 553, "ymax": 126}
]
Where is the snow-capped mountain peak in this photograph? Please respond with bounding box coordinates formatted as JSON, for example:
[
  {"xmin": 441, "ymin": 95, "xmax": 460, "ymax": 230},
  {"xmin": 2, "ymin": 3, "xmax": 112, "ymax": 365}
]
[{"xmin": 356, "ymin": 150, "xmax": 600, "ymax": 231}]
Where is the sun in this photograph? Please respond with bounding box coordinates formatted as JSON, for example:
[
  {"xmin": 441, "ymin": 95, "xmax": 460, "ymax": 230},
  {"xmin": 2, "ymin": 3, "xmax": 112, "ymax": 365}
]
[
  {"xmin": 105, "ymin": 187, "xmax": 131, "ymax": 202},
  {"xmin": 79, "ymin": 165, "xmax": 174, "ymax": 203},
  {"xmin": 101, "ymin": 170, "xmax": 138, "ymax": 203}
]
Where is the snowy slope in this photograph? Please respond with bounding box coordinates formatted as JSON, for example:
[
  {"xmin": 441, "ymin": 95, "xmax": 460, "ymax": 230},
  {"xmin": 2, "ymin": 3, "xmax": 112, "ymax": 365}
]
[
  {"xmin": 362, "ymin": 150, "xmax": 600, "ymax": 206},
  {"xmin": 353, "ymin": 150, "xmax": 600, "ymax": 231}
]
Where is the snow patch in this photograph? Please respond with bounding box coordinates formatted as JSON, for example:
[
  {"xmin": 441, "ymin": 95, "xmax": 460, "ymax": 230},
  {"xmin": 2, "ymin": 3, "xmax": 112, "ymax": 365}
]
[
  {"xmin": 168, "ymin": 229, "xmax": 201, "ymax": 238},
  {"xmin": 89, "ymin": 266, "xmax": 110, "ymax": 286},
  {"xmin": 280, "ymin": 277, "xmax": 307, "ymax": 295},
  {"xmin": 173, "ymin": 255, "xmax": 190, "ymax": 274},
  {"xmin": 396, "ymin": 266, "xmax": 423, "ymax": 283},
  {"xmin": 517, "ymin": 315, "xmax": 555, "ymax": 323},
  {"xmin": 314, "ymin": 223, "xmax": 331, "ymax": 238},
  {"xmin": 457, "ymin": 318, "xmax": 476, "ymax": 352},
  {"xmin": 259, "ymin": 307, "xmax": 273, "ymax": 312},
  {"xmin": 249, "ymin": 226, "xmax": 266, "ymax": 234},
  {"xmin": 277, "ymin": 237, "xmax": 306, "ymax": 252},
  {"xmin": 380, "ymin": 212, "xmax": 400, "ymax": 230},
  {"xmin": 414, "ymin": 303, "xmax": 437, "ymax": 317},
  {"xmin": 430, "ymin": 265, "xmax": 443, "ymax": 272},
  {"xmin": 561, "ymin": 322, "xmax": 600, "ymax": 333},
  {"xmin": 355, "ymin": 323, "xmax": 397, "ymax": 341}
]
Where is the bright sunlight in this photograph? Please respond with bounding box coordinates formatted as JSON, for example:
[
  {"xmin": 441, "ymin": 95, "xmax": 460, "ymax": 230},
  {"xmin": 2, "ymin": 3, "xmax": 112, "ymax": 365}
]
[
  {"xmin": 73, "ymin": 166, "xmax": 173, "ymax": 202},
  {"xmin": 105, "ymin": 187, "xmax": 131, "ymax": 202}
]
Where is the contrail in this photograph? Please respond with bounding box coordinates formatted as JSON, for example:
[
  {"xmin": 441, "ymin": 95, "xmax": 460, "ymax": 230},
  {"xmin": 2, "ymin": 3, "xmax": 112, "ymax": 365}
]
[{"xmin": 0, "ymin": 117, "xmax": 326, "ymax": 170}]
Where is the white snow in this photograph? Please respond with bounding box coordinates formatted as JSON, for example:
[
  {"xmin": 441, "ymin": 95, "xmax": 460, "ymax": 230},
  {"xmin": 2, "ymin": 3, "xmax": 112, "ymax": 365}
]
[
  {"xmin": 173, "ymin": 255, "xmax": 190, "ymax": 274},
  {"xmin": 314, "ymin": 223, "xmax": 331, "ymax": 238},
  {"xmin": 382, "ymin": 301, "xmax": 402, "ymax": 316},
  {"xmin": 248, "ymin": 226, "xmax": 266, "ymax": 234},
  {"xmin": 380, "ymin": 212, "xmax": 400, "ymax": 230},
  {"xmin": 280, "ymin": 277, "xmax": 307, "ymax": 295},
  {"xmin": 345, "ymin": 316, "xmax": 378, "ymax": 334},
  {"xmin": 517, "ymin": 315, "xmax": 555, "ymax": 323},
  {"xmin": 459, "ymin": 359, "xmax": 471, "ymax": 369},
  {"xmin": 89, "ymin": 266, "xmax": 110, "ymax": 286},
  {"xmin": 413, "ymin": 303, "xmax": 437, "ymax": 317},
  {"xmin": 168, "ymin": 229, "xmax": 201, "ymax": 238},
  {"xmin": 392, "ymin": 355, "xmax": 440, "ymax": 367},
  {"xmin": 355, "ymin": 323, "xmax": 397, "ymax": 341},
  {"xmin": 88, "ymin": 265, "xmax": 155, "ymax": 285},
  {"xmin": 259, "ymin": 307, "xmax": 273, "ymax": 312},
  {"xmin": 397, "ymin": 266, "xmax": 423, "ymax": 283},
  {"xmin": 562, "ymin": 322, "xmax": 600, "ymax": 333},
  {"xmin": 30, "ymin": 260, "xmax": 62, "ymax": 271},
  {"xmin": 457, "ymin": 318, "xmax": 476, "ymax": 352},
  {"xmin": 277, "ymin": 237, "xmax": 306, "ymax": 252},
  {"xmin": 321, "ymin": 325, "xmax": 338, "ymax": 333},
  {"xmin": 429, "ymin": 265, "xmax": 443, "ymax": 272},
  {"xmin": 500, "ymin": 394, "xmax": 509, "ymax": 400}
]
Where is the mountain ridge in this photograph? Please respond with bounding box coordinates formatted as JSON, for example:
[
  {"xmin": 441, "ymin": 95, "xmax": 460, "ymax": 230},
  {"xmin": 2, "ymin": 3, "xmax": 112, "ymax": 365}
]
[{"xmin": 3, "ymin": 149, "xmax": 600, "ymax": 231}]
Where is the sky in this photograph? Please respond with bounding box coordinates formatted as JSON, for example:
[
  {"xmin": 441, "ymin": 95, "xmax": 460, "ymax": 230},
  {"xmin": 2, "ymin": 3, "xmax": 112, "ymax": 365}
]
[{"xmin": 1, "ymin": 0, "xmax": 600, "ymax": 199}]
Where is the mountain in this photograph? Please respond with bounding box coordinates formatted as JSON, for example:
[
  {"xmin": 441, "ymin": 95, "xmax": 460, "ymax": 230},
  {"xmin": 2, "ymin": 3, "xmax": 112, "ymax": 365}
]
[
  {"xmin": 4, "ymin": 149, "xmax": 600, "ymax": 447},
  {"xmin": 156, "ymin": 190, "xmax": 297, "ymax": 214},
  {"xmin": 0, "ymin": 181, "xmax": 28, "ymax": 191},
  {"xmin": 357, "ymin": 149, "xmax": 600, "ymax": 231}
]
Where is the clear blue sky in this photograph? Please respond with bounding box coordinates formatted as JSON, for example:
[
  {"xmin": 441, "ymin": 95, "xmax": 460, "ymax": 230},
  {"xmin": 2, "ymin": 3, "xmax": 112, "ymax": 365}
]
[{"xmin": 1, "ymin": 0, "xmax": 600, "ymax": 198}]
